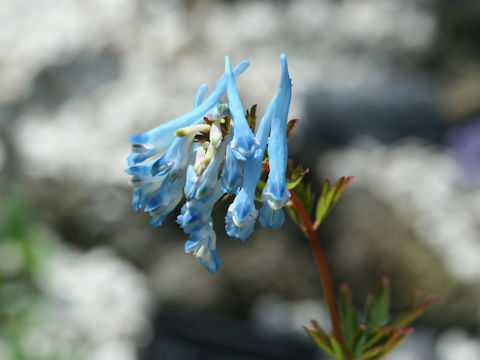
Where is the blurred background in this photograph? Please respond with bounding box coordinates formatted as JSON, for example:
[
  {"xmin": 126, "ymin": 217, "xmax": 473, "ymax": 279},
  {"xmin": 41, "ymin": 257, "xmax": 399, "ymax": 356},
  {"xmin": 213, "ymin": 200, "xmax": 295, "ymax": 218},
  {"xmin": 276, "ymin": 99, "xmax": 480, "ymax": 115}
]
[{"xmin": 1, "ymin": 0, "xmax": 480, "ymax": 359}]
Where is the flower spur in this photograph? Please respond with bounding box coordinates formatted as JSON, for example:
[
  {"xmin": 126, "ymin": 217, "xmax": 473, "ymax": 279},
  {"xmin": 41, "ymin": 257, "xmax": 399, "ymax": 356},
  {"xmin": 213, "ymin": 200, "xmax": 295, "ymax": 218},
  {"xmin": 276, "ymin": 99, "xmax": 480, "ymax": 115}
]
[{"xmin": 126, "ymin": 55, "xmax": 293, "ymax": 273}]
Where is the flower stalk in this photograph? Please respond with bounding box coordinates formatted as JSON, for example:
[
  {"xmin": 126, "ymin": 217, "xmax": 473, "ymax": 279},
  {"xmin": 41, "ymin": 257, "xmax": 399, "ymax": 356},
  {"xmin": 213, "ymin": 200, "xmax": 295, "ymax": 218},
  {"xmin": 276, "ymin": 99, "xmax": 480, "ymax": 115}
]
[{"xmin": 289, "ymin": 189, "xmax": 344, "ymax": 347}]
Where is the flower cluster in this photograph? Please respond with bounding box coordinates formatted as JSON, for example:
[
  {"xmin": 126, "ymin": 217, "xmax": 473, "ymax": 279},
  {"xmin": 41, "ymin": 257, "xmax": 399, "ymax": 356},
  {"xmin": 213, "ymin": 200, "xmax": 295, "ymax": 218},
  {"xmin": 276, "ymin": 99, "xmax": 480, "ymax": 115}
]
[{"xmin": 126, "ymin": 54, "xmax": 292, "ymax": 273}]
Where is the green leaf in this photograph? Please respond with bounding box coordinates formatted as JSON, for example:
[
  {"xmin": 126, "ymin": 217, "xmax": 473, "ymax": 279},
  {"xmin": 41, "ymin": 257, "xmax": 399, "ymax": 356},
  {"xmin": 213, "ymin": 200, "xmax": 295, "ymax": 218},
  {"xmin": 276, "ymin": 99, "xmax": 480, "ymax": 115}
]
[
  {"xmin": 304, "ymin": 321, "xmax": 338, "ymax": 359},
  {"xmin": 339, "ymin": 283, "xmax": 359, "ymax": 352},
  {"xmin": 366, "ymin": 277, "xmax": 390, "ymax": 331},
  {"xmin": 287, "ymin": 164, "xmax": 309, "ymax": 190},
  {"xmin": 377, "ymin": 328, "xmax": 413, "ymax": 359},
  {"xmin": 329, "ymin": 336, "xmax": 345, "ymax": 360},
  {"xmin": 352, "ymin": 326, "xmax": 368, "ymax": 357},
  {"xmin": 357, "ymin": 345, "xmax": 384, "ymax": 360},
  {"xmin": 305, "ymin": 320, "xmax": 347, "ymax": 359},
  {"xmin": 391, "ymin": 295, "xmax": 439, "ymax": 328},
  {"xmin": 332, "ymin": 176, "xmax": 354, "ymax": 203},
  {"xmin": 285, "ymin": 205, "xmax": 301, "ymax": 228},
  {"xmin": 292, "ymin": 181, "xmax": 313, "ymax": 217},
  {"xmin": 314, "ymin": 176, "xmax": 353, "ymax": 229},
  {"xmin": 321, "ymin": 178, "xmax": 330, "ymax": 198},
  {"xmin": 361, "ymin": 327, "xmax": 394, "ymax": 353}
]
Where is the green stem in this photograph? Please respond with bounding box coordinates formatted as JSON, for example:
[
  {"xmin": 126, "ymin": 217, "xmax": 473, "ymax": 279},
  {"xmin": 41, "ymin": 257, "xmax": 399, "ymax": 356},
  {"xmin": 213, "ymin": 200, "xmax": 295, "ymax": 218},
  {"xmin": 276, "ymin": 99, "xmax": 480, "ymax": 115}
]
[{"xmin": 289, "ymin": 189, "xmax": 344, "ymax": 347}]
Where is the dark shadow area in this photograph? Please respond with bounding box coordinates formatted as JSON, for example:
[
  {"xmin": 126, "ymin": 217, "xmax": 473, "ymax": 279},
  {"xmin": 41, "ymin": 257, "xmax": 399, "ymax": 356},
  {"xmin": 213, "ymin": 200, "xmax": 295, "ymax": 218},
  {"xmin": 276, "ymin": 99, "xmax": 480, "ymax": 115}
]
[{"xmin": 142, "ymin": 307, "xmax": 319, "ymax": 360}]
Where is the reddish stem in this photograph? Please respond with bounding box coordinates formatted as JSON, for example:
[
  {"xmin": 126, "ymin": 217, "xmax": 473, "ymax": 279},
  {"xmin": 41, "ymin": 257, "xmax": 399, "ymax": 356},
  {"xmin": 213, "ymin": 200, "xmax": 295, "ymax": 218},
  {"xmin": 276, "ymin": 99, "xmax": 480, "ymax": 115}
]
[{"xmin": 289, "ymin": 189, "xmax": 344, "ymax": 346}]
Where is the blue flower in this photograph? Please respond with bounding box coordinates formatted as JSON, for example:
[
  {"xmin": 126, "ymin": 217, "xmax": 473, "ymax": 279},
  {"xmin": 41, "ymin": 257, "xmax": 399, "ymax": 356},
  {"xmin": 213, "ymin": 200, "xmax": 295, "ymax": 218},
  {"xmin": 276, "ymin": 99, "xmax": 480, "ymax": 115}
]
[
  {"xmin": 126, "ymin": 55, "xmax": 293, "ymax": 273},
  {"xmin": 224, "ymin": 160, "xmax": 260, "ymax": 241},
  {"xmin": 262, "ymin": 54, "xmax": 292, "ymax": 211},
  {"xmin": 225, "ymin": 56, "xmax": 259, "ymax": 161},
  {"xmin": 225, "ymin": 54, "xmax": 292, "ymax": 240},
  {"xmin": 224, "ymin": 94, "xmax": 275, "ymax": 240},
  {"xmin": 184, "ymin": 220, "xmax": 221, "ymax": 274}
]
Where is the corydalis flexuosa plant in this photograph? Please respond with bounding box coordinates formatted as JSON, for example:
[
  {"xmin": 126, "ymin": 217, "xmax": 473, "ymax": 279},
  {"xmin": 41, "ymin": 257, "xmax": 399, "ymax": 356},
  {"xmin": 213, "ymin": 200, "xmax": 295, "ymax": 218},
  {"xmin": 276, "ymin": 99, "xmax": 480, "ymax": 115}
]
[
  {"xmin": 126, "ymin": 54, "xmax": 292, "ymax": 274},
  {"xmin": 125, "ymin": 55, "xmax": 437, "ymax": 360}
]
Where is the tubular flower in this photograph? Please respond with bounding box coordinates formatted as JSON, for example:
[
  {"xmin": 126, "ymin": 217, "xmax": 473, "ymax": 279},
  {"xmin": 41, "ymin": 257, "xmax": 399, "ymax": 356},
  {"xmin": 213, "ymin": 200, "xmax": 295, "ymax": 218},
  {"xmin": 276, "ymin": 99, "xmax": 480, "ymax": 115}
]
[
  {"xmin": 184, "ymin": 220, "xmax": 221, "ymax": 274},
  {"xmin": 226, "ymin": 54, "xmax": 292, "ymax": 239},
  {"xmin": 261, "ymin": 54, "xmax": 292, "ymax": 210},
  {"xmin": 126, "ymin": 55, "xmax": 293, "ymax": 273},
  {"xmin": 225, "ymin": 56, "xmax": 260, "ymax": 161},
  {"xmin": 221, "ymin": 135, "xmax": 244, "ymax": 194}
]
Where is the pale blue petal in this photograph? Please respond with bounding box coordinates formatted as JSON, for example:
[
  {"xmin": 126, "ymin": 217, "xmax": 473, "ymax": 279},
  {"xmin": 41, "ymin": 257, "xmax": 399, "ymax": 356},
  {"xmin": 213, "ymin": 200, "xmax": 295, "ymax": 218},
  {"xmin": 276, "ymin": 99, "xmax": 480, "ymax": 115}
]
[
  {"xmin": 195, "ymin": 134, "xmax": 229, "ymax": 199},
  {"xmin": 149, "ymin": 137, "xmax": 184, "ymax": 175},
  {"xmin": 184, "ymin": 164, "xmax": 199, "ymax": 199},
  {"xmin": 127, "ymin": 158, "xmax": 168, "ymax": 211},
  {"xmin": 125, "ymin": 157, "xmax": 161, "ymax": 178},
  {"xmin": 193, "ymin": 84, "xmax": 208, "ymax": 108},
  {"xmin": 225, "ymin": 198, "xmax": 258, "ymax": 241},
  {"xmin": 178, "ymin": 183, "xmax": 224, "ymax": 233},
  {"xmin": 225, "ymin": 56, "xmax": 259, "ymax": 161},
  {"xmin": 131, "ymin": 180, "xmax": 164, "ymax": 212},
  {"xmin": 127, "ymin": 148, "xmax": 159, "ymax": 167},
  {"xmin": 259, "ymin": 203, "xmax": 285, "ymax": 229},
  {"xmin": 184, "ymin": 221, "xmax": 221, "ymax": 274},
  {"xmin": 168, "ymin": 136, "xmax": 195, "ymax": 182},
  {"xmin": 221, "ymin": 140, "xmax": 243, "ymax": 194},
  {"xmin": 144, "ymin": 173, "xmax": 186, "ymax": 227},
  {"xmin": 224, "ymin": 156, "xmax": 260, "ymax": 241},
  {"xmin": 131, "ymin": 183, "xmax": 159, "ymax": 212}
]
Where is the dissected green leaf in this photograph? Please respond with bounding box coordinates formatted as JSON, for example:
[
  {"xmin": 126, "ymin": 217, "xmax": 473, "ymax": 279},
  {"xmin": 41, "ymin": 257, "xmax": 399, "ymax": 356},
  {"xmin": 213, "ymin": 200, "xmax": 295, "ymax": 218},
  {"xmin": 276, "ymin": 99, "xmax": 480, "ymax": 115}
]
[
  {"xmin": 339, "ymin": 283, "xmax": 359, "ymax": 352},
  {"xmin": 377, "ymin": 328, "xmax": 413, "ymax": 359},
  {"xmin": 361, "ymin": 327, "xmax": 394, "ymax": 353},
  {"xmin": 329, "ymin": 336, "xmax": 345, "ymax": 360},
  {"xmin": 314, "ymin": 176, "xmax": 353, "ymax": 229},
  {"xmin": 366, "ymin": 277, "xmax": 390, "ymax": 331},
  {"xmin": 332, "ymin": 176, "xmax": 354, "ymax": 203},
  {"xmin": 391, "ymin": 295, "xmax": 439, "ymax": 328},
  {"xmin": 291, "ymin": 181, "xmax": 313, "ymax": 217},
  {"xmin": 285, "ymin": 205, "xmax": 301, "ymax": 228},
  {"xmin": 287, "ymin": 164, "xmax": 309, "ymax": 190},
  {"xmin": 321, "ymin": 178, "xmax": 330, "ymax": 198},
  {"xmin": 357, "ymin": 345, "xmax": 384, "ymax": 360},
  {"xmin": 304, "ymin": 321, "xmax": 338, "ymax": 358},
  {"xmin": 312, "ymin": 178, "xmax": 333, "ymax": 228},
  {"xmin": 305, "ymin": 329, "xmax": 336, "ymax": 358},
  {"xmin": 305, "ymin": 320, "xmax": 347, "ymax": 360},
  {"xmin": 352, "ymin": 326, "xmax": 368, "ymax": 357},
  {"xmin": 310, "ymin": 319, "xmax": 324, "ymax": 333},
  {"xmin": 305, "ymin": 279, "xmax": 435, "ymax": 360}
]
